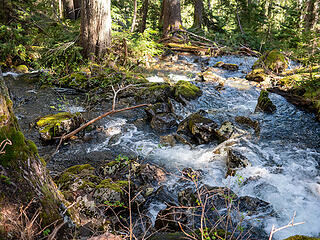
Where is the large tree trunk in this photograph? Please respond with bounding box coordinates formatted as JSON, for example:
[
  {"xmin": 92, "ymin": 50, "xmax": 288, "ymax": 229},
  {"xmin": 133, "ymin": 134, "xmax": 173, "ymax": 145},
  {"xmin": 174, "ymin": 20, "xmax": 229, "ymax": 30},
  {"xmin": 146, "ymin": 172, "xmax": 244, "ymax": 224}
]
[
  {"xmin": 304, "ymin": 0, "xmax": 318, "ymax": 31},
  {"xmin": 161, "ymin": 0, "xmax": 182, "ymax": 38},
  {"xmin": 0, "ymin": 70, "xmax": 78, "ymax": 238},
  {"xmin": 81, "ymin": 0, "xmax": 112, "ymax": 59},
  {"xmin": 139, "ymin": 0, "xmax": 149, "ymax": 33},
  {"xmin": 131, "ymin": 0, "xmax": 138, "ymax": 32},
  {"xmin": 62, "ymin": 0, "xmax": 75, "ymax": 19},
  {"xmin": 193, "ymin": 0, "xmax": 204, "ymax": 29}
]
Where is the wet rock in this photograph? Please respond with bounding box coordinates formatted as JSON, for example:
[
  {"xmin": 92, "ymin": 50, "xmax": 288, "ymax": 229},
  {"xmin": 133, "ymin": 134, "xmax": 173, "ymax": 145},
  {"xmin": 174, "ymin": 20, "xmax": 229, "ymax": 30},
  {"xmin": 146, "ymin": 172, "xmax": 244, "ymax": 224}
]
[
  {"xmin": 255, "ymin": 90, "xmax": 276, "ymax": 113},
  {"xmin": 149, "ymin": 232, "xmax": 186, "ymax": 240},
  {"xmin": 137, "ymin": 83, "xmax": 174, "ymax": 103},
  {"xmin": 93, "ymin": 179, "xmax": 128, "ymax": 203},
  {"xmin": 150, "ymin": 113, "xmax": 177, "ymax": 132},
  {"xmin": 235, "ymin": 116, "xmax": 260, "ymax": 136},
  {"xmin": 177, "ymin": 112, "xmax": 218, "ymax": 145},
  {"xmin": 226, "ymin": 149, "xmax": 251, "ymax": 176},
  {"xmin": 138, "ymin": 163, "xmax": 167, "ymax": 185},
  {"xmin": 174, "ymin": 80, "xmax": 202, "ymax": 102},
  {"xmin": 178, "ymin": 188, "xmax": 197, "ymax": 207},
  {"xmin": 200, "ymin": 69, "xmax": 224, "ymax": 83},
  {"xmin": 238, "ymin": 196, "xmax": 274, "ymax": 216},
  {"xmin": 145, "ymin": 102, "xmax": 171, "ymax": 119},
  {"xmin": 216, "ymin": 121, "xmax": 235, "ymax": 141},
  {"xmin": 160, "ymin": 134, "xmax": 176, "ymax": 147},
  {"xmin": 214, "ymin": 61, "xmax": 239, "ymax": 71},
  {"xmin": 36, "ymin": 112, "xmax": 84, "ymax": 141},
  {"xmin": 154, "ymin": 205, "xmax": 189, "ymax": 231}
]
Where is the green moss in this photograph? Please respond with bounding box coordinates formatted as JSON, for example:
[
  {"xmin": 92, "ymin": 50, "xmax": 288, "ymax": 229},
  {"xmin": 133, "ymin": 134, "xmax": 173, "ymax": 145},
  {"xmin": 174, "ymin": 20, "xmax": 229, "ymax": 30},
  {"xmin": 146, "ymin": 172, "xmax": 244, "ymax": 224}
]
[
  {"xmin": 283, "ymin": 236, "xmax": 320, "ymax": 240},
  {"xmin": 65, "ymin": 164, "xmax": 95, "ymax": 174},
  {"xmin": 253, "ymin": 49, "xmax": 288, "ymax": 73},
  {"xmin": 36, "ymin": 112, "xmax": 83, "ymax": 141},
  {"xmin": 15, "ymin": 65, "xmax": 28, "ymax": 73},
  {"xmin": 59, "ymin": 72, "xmax": 88, "ymax": 89},
  {"xmin": 148, "ymin": 83, "xmax": 171, "ymax": 91},
  {"xmin": 255, "ymin": 90, "xmax": 276, "ymax": 113},
  {"xmin": 96, "ymin": 179, "xmax": 128, "ymax": 192},
  {"xmin": 245, "ymin": 68, "xmax": 267, "ymax": 82},
  {"xmin": 174, "ymin": 80, "xmax": 202, "ymax": 100}
]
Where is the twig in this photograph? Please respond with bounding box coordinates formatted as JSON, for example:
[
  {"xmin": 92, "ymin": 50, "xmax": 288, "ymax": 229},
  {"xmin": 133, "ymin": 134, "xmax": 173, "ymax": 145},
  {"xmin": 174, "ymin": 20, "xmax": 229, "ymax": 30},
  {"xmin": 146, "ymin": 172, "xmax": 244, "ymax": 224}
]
[
  {"xmin": 0, "ymin": 139, "xmax": 12, "ymax": 154},
  {"xmin": 269, "ymin": 212, "xmax": 305, "ymax": 240}
]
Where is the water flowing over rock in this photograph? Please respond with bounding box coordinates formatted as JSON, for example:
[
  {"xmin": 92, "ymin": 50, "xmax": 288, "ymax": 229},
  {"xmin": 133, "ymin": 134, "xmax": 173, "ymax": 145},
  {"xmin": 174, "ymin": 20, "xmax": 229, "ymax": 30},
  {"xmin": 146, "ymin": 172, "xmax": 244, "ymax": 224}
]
[
  {"xmin": 214, "ymin": 61, "xmax": 239, "ymax": 71},
  {"xmin": 226, "ymin": 148, "xmax": 251, "ymax": 176}
]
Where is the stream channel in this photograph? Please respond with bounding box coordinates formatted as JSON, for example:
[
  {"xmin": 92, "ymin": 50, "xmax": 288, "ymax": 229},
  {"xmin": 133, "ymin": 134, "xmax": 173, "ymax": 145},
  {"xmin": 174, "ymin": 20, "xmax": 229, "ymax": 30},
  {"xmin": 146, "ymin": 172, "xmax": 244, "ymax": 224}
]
[{"xmin": 4, "ymin": 54, "xmax": 320, "ymax": 239}]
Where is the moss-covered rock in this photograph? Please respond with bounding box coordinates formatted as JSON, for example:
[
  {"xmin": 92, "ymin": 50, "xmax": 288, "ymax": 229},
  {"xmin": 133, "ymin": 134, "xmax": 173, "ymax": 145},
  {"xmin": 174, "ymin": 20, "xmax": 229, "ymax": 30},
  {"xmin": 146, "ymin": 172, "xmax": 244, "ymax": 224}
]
[
  {"xmin": 174, "ymin": 80, "xmax": 202, "ymax": 101},
  {"xmin": 137, "ymin": 83, "xmax": 174, "ymax": 103},
  {"xmin": 59, "ymin": 72, "xmax": 88, "ymax": 89},
  {"xmin": 283, "ymin": 236, "xmax": 320, "ymax": 240},
  {"xmin": 15, "ymin": 65, "xmax": 28, "ymax": 73},
  {"xmin": 36, "ymin": 112, "xmax": 84, "ymax": 141},
  {"xmin": 255, "ymin": 90, "xmax": 276, "ymax": 113},
  {"xmin": 253, "ymin": 49, "xmax": 288, "ymax": 73},
  {"xmin": 245, "ymin": 68, "xmax": 267, "ymax": 82}
]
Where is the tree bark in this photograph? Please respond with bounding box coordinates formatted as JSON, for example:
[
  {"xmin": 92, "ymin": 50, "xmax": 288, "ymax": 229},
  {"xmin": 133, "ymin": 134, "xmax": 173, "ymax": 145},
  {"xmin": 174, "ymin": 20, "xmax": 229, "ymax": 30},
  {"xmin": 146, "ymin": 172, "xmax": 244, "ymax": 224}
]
[
  {"xmin": 161, "ymin": 0, "xmax": 182, "ymax": 38},
  {"xmin": 304, "ymin": 0, "xmax": 318, "ymax": 31},
  {"xmin": 62, "ymin": 0, "xmax": 75, "ymax": 20},
  {"xmin": 139, "ymin": 0, "xmax": 149, "ymax": 33},
  {"xmin": 73, "ymin": 0, "xmax": 81, "ymax": 19},
  {"xmin": 193, "ymin": 0, "xmax": 204, "ymax": 29},
  {"xmin": 0, "ymin": 69, "xmax": 78, "ymax": 238},
  {"xmin": 131, "ymin": 0, "xmax": 138, "ymax": 32},
  {"xmin": 81, "ymin": 0, "xmax": 112, "ymax": 59}
]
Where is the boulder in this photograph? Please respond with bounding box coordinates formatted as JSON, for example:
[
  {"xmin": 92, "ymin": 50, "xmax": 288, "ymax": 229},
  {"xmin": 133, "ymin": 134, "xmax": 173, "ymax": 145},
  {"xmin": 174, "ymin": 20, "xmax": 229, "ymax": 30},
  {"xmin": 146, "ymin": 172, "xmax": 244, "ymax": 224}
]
[
  {"xmin": 245, "ymin": 68, "xmax": 267, "ymax": 82},
  {"xmin": 176, "ymin": 112, "xmax": 218, "ymax": 145},
  {"xmin": 200, "ymin": 69, "xmax": 224, "ymax": 82},
  {"xmin": 214, "ymin": 61, "xmax": 239, "ymax": 71},
  {"xmin": 252, "ymin": 49, "xmax": 288, "ymax": 73},
  {"xmin": 226, "ymin": 149, "xmax": 251, "ymax": 176},
  {"xmin": 216, "ymin": 121, "xmax": 235, "ymax": 141},
  {"xmin": 255, "ymin": 90, "xmax": 276, "ymax": 113},
  {"xmin": 235, "ymin": 116, "xmax": 260, "ymax": 136},
  {"xmin": 138, "ymin": 163, "xmax": 167, "ymax": 185},
  {"xmin": 145, "ymin": 102, "xmax": 171, "ymax": 119},
  {"xmin": 137, "ymin": 83, "xmax": 174, "ymax": 103},
  {"xmin": 174, "ymin": 80, "xmax": 202, "ymax": 102},
  {"xmin": 154, "ymin": 205, "xmax": 189, "ymax": 231},
  {"xmin": 160, "ymin": 134, "xmax": 176, "ymax": 147},
  {"xmin": 150, "ymin": 113, "xmax": 177, "ymax": 132},
  {"xmin": 36, "ymin": 112, "xmax": 84, "ymax": 141}
]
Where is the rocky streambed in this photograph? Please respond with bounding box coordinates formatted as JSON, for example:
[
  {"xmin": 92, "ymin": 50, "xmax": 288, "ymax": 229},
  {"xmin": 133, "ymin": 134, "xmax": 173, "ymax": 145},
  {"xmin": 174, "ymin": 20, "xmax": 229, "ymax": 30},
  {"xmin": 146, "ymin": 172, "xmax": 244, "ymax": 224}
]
[{"xmin": 4, "ymin": 52, "xmax": 320, "ymax": 240}]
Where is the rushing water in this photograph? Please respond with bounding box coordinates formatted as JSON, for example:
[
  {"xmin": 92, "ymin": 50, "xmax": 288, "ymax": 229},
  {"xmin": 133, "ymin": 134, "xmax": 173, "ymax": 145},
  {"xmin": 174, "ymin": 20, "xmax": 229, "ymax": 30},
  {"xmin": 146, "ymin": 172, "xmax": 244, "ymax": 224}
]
[{"xmin": 6, "ymin": 55, "xmax": 320, "ymax": 239}]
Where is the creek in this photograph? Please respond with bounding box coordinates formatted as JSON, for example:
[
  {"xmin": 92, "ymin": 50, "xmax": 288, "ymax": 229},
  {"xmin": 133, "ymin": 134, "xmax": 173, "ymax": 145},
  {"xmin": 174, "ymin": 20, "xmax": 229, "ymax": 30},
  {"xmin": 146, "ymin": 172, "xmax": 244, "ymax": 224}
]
[{"xmin": 4, "ymin": 54, "xmax": 320, "ymax": 239}]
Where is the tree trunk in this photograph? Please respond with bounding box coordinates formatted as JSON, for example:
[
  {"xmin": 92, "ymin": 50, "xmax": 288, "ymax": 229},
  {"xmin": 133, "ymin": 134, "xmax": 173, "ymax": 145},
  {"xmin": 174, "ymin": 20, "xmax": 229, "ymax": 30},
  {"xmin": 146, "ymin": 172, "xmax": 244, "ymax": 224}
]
[
  {"xmin": 139, "ymin": 0, "xmax": 149, "ymax": 33},
  {"xmin": 73, "ymin": 0, "xmax": 81, "ymax": 19},
  {"xmin": 62, "ymin": 0, "xmax": 75, "ymax": 20},
  {"xmin": 131, "ymin": 0, "xmax": 138, "ymax": 32},
  {"xmin": 0, "ymin": 70, "xmax": 78, "ymax": 239},
  {"xmin": 161, "ymin": 0, "xmax": 182, "ymax": 38},
  {"xmin": 81, "ymin": 0, "xmax": 112, "ymax": 59},
  {"xmin": 193, "ymin": 0, "xmax": 204, "ymax": 29},
  {"xmin": 304, "ymin": 0, "xmax": 318, "ymax": 31}
]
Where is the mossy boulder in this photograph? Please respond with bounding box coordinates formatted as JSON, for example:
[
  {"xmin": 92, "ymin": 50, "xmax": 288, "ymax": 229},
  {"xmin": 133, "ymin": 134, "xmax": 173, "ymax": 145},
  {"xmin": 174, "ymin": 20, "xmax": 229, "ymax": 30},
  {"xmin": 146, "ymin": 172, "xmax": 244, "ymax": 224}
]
[
  {"xmin": 252, "ymin": 49, "xmax": 288, "ymax": 73},
  {"xmin": 137, "ymin": 83, "xmax": 174, "ymax": 103},
  {"xmin": 255, "ymin": 90, "xmax": 276, "ymax": 113},
  {"xmin": 15, "ymin": 65, "xmax": 28, "ymax": 73},
  {"xmin": 59, "ymin": 72, "xmax": 88, "ymax": 89},
  {"xmin": 214, "ymin": 61, "xmax": 239, "ymax": 71},
  {"xmin": 174, "ymin": 80, "xmax": 202, "ymax": 102},
  {"xmin": 245, "ymin": 68, "xmax": 267, "ymax": 82},
  {"xmin": 283, "ymin": 236, "xmax": 320, "ymax": 240},
  {"xmin": 36, "ymin": 112, "xmax": 84, "ymax": 141}
]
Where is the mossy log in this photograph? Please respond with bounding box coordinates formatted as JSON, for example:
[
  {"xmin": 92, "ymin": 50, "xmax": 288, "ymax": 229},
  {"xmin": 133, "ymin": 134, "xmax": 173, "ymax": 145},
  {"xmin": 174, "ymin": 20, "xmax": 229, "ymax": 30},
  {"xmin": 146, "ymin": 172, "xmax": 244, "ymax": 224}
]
[{"xmin": 0, "ymin": 69, "xmax": 79, "ymax": 238}]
